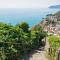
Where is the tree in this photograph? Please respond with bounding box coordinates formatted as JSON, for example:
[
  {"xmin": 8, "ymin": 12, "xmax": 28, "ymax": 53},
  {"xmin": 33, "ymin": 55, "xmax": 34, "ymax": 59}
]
[
  {"xmin": 17, "ymin": 22, "xmax": 29, "ymax": 32},
  {"xmin": 0, "ymin": 22, "xmax": 47, "ymax": 60}
]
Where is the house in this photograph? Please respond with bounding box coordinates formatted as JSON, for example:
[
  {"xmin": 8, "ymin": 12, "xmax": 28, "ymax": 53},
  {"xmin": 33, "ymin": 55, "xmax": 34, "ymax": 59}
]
[{"xmin": 46, "ymin": 14, "xmax": 57, "ymax": 23}]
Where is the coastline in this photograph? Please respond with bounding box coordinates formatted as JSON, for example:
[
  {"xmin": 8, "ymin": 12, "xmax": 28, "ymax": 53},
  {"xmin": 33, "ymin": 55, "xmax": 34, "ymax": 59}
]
[{"xmin": 0, "ymin": 8, "xmax": 60, "ymax": 27}]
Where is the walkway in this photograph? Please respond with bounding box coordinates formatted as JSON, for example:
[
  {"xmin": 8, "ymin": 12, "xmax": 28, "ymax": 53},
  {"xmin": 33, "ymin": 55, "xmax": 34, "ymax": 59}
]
[
  {"xmin": 22, "ymin": 37, "xmax": 49, "ymax": 60},
  {"xmin": 29, "ymin": 48, "xmax": 47, "ymax": 60},
  {"xmin": 29, "ymin": 37, "xmax": 49, "ymax": 60}
]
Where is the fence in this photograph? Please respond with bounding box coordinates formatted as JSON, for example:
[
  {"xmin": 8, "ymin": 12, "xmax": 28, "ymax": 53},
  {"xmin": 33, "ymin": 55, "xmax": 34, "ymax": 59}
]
[
  {"xmin": 0, "ymin": 41, "xmax": 26, "ymax": 60},
  {"xmin": 48, "ymin": 47, "xmax": 60, "ymax": 60}
]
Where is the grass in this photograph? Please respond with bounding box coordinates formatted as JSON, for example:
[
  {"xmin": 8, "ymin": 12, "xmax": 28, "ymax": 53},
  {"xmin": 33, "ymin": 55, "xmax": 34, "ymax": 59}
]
[
  {"xmin": 48, "ymin": 35, "xmax": 60, "ymax": 48},
  {"xmin": 48, "ymin": 35, "xmax": 60, "ymax": 60}
]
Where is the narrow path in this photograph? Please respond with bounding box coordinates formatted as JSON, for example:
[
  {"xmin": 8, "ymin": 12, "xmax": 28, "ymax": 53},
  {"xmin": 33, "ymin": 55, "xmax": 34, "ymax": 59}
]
[
  {"xmin": 29, "ymin": 48, "xmax": 47, "ymax": 60},
  {"xmin": 22, "ymin": 37, "xmax": 49, "ymax": 60},
  {"xmin": 28, "ymin": 37, "xmax": 49, "ymax": 60}
]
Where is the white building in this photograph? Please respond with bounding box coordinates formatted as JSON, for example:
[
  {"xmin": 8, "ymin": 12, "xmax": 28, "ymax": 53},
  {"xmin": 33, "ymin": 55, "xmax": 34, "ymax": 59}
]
[{"xmin": 47, "ymin": 14, "xmax": 57, "ymax": 23}]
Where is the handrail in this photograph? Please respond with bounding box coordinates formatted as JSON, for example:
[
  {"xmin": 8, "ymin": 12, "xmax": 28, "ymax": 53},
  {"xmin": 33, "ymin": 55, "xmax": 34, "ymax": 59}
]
[{"xmin": 0, "ymin": 41, "xmax": 25, "ymax": 44}]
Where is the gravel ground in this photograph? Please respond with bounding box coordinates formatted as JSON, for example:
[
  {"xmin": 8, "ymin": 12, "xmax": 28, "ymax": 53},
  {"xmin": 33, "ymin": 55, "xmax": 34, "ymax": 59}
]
[
  {"xmin": 29, "ymin": 50, "xmax": 47, "ymax": 60},
  {"xmin": 22, "ymin": 37, "xmax": 49, "ymax": 60}
]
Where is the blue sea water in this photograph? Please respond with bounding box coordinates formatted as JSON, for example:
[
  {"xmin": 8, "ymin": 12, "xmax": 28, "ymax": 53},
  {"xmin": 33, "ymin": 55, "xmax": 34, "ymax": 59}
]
[{"xmin": 0, "ymin": 8, "xmax": 60, "ymax": 27}]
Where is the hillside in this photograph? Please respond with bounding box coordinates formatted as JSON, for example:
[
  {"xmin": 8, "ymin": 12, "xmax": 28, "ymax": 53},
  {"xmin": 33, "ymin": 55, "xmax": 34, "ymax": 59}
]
[
  {"xmin": 55, "ymin": 11, "xmax": 60, "ymax": 16},
  {"xmin": 49, "ymin": 5, "xmax": 60, "ymax": 9}
]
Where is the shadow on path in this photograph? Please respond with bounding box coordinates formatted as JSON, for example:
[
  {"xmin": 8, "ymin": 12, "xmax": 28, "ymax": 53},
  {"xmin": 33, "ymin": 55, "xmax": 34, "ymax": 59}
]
[
  {"xmin": 21, "ymin": 46, "xmax": 45, "ymax": 60},
  {"xmin": 20, "ymin": 38, "xmax": 47, "ymax": 60}
]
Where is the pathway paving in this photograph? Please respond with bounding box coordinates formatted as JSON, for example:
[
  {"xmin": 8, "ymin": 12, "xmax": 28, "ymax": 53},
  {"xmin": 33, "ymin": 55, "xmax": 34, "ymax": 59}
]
[
  {"xmin": 22, "ymin": 37, "xmax": 49, "ymax": 60},
  {"xmin": 29, "ymin": 37, "xmax": 49, "ymax": 60},
  {"xmin": 29, "ymin": 48, "xmax": 47, "ymax": 60}
]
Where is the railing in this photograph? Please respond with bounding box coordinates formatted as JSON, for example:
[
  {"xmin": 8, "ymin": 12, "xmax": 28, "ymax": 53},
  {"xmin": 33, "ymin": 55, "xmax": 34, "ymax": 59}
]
[
  {"xmin": 48, "ymin": 47, "xmax": 60, "ymax": 60},
  {"xmin": 0, "ymin": 41, "xmax": 26, "ymax": 60}
]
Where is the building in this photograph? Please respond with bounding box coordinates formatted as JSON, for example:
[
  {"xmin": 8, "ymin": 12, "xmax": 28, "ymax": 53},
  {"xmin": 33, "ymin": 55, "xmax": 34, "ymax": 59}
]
[{"xmin": 46, "ymin": 14, "xmax": 57, "ymax": 23}]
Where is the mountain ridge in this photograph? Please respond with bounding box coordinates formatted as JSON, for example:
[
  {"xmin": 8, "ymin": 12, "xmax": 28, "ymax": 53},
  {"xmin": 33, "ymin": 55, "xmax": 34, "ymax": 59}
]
[{"xmin": 49, "ymin": 5, "xmax": 60, "ymax": 8}]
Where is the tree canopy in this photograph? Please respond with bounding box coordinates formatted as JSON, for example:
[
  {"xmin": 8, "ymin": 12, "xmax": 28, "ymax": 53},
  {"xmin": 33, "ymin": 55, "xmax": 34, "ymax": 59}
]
[{"xmin": 0, "ymin": 22, "xmax": 47, "ymax": 60}]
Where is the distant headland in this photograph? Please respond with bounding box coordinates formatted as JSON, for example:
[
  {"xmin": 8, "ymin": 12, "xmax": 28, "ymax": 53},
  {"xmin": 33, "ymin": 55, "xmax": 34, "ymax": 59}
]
[{"xmin": 49, "ymin": 5, "xmax": 60, "ymax": 9}]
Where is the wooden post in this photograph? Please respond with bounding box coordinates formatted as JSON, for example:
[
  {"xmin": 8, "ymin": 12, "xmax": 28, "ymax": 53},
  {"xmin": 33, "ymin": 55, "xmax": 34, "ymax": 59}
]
[
  {"xmin": 48, "ymin": 47, "xmax": 50, "ymax": 55},
  {"xmin": 48, "ymin": 47, "xmax": 52, "ymax": 54},
  {"xmin": 57, "ymin": 49, "xmax": 60, "ymax": 60}
]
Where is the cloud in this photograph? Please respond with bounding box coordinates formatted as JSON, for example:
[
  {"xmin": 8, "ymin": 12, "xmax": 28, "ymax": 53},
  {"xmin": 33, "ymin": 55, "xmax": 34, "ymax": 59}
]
[{"xmin": 0, "ymin": 0, "xmax": 60, "ymax": 8}]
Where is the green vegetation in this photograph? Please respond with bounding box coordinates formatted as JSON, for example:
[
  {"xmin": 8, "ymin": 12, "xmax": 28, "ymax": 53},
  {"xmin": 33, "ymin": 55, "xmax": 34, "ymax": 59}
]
[
  {"xmin": 0, "ymin": 22, "xmax": 47, "ymax": 60},
  {"xmin": 49, "ymin": 35, "xmax": 60, "ymax": 48},
  {"xmin": 48, "ymin": 35, "xmax": 60, "ymax": 60},
  {"xmin": 55, "ymin": 11, "xmax": 60, "ymax": 24},
  {"xmin": 55, "ymin": 11, "xmax": 60, "ymax": 16}
]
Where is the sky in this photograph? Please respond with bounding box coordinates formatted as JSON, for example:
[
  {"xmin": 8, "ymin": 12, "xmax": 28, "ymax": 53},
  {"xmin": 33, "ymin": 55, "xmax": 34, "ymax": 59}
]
[{"xmin": 0, "ymin": 0, "xmax": 60, "ymax": 8}]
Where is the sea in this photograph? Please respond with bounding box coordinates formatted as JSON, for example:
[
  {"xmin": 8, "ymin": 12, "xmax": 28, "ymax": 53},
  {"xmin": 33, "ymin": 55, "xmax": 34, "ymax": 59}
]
[{"xmin": 0, "ymin": 8, "xmax": 60, "ymax": 27}]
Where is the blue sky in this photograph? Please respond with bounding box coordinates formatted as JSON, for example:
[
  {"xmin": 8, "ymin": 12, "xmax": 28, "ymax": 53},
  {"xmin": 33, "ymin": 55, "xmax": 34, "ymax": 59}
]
[{"xmin": 0, "ymin": 0, "xmax": 60, "ymax": 8}]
